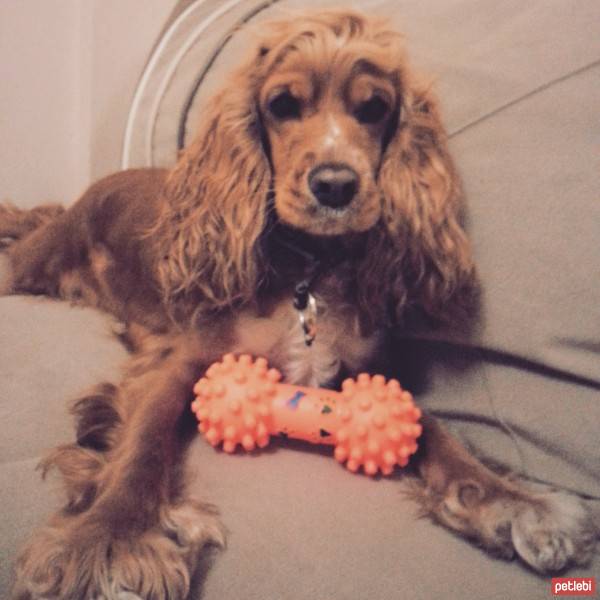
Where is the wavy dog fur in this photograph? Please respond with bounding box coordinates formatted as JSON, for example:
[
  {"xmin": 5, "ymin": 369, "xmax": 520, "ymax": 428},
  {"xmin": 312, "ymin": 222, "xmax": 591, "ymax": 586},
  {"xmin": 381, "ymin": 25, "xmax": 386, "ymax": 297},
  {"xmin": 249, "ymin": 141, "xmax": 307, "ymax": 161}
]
[
  {"xmin": 3, "ymin": 10, "xmax": 596, "ymax": 600},
  {"xmin": 152, "ymin": 11, "xmax": 475, "ymax": 327}
]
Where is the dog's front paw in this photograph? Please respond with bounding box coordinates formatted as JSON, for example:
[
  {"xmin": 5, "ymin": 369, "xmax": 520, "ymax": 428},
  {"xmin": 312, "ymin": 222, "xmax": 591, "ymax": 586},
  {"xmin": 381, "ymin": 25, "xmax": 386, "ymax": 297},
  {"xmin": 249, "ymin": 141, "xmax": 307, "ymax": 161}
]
[
  {"xmin": 510, "ymin": 490, "xmax": 597, "ymax": 572},
  {"xmin": 437, "ymin": 479, "xmax": 598, "ymax": 572},
  {"xmin": 13, "ymin": 500, "xmax": 225, "ymax": 600}
]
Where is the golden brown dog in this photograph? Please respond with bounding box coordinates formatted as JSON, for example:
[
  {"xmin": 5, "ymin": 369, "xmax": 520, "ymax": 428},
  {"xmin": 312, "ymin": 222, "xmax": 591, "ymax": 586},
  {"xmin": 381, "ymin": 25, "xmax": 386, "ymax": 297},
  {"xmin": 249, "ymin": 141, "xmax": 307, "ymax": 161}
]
[{"xmin": 2, "ymin": 10, "xmax": 595, "ymax": 600}]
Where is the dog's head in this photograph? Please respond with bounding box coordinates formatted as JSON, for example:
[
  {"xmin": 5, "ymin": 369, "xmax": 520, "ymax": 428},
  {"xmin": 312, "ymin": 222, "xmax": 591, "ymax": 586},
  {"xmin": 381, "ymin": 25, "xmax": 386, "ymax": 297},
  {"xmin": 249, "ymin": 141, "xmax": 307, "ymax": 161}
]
[
  {"xmin": 158, "ymin": 11, "xmax": 476, "ymax": 325},
  {"xmin": 257, "ymin": 14, "xmax": 402, "ymax": 236}
]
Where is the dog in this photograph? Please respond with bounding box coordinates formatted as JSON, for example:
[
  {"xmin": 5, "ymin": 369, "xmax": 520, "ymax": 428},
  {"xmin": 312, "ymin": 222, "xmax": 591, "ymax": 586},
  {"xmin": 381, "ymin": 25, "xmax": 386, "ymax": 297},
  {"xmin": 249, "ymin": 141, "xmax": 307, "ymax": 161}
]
[{"xmin": 2, "ymin": 10, "xmax": 596, "ymax": 600}]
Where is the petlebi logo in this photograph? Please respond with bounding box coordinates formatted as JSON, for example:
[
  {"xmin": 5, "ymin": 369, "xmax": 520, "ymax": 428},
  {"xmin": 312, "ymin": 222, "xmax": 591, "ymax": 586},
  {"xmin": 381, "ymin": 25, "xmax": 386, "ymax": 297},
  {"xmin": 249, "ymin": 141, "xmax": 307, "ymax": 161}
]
[{"xmin": 551, "ymin": 577, "xmax": 596, "ymax": 596}]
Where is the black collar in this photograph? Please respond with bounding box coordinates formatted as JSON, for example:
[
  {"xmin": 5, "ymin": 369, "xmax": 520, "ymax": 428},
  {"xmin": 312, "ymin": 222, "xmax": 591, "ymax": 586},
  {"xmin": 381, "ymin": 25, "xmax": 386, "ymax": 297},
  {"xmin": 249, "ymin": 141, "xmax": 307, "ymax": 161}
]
[{"xmin": 268, "ymin": 223, "xmax": 366, "ymax": 300}]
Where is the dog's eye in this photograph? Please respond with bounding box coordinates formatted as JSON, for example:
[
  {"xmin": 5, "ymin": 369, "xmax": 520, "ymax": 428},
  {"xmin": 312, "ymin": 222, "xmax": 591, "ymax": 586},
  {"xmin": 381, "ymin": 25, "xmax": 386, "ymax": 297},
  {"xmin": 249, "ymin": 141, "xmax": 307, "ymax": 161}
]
[
  {"xmin": 354, "ymin": 96, "xmax": 389, "ymax": 124},
  {"xmin": 268, "ymin": 91, "xmax": 301, "ymax": 120}
]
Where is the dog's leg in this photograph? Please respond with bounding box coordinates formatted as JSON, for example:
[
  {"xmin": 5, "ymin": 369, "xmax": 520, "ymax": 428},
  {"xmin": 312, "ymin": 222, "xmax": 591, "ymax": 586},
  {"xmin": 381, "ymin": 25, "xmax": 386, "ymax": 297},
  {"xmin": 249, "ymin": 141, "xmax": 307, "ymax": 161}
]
[
  {"xmin": 411, "ymin": 414, "xmax": 598, "ymax": 572},
  {"xmin": 13, "ymin": 335, "xmax": 226, "ymax": 600}
]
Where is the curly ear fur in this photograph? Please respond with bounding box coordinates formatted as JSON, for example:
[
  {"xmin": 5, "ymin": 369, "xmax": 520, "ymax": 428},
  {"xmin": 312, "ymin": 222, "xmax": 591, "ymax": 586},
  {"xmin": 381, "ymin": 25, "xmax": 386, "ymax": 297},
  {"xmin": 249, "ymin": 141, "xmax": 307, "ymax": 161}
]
[
  {"xmin": 360, "ymin": 76, "xmax": 477, "ymax": 327},
  {"xmin": 154, "ymin": 12, "xmax": 476, "ymax": 330},
  {"xmin": 154, "ymin": 57, "xmax": 271, "ymax": 323}
]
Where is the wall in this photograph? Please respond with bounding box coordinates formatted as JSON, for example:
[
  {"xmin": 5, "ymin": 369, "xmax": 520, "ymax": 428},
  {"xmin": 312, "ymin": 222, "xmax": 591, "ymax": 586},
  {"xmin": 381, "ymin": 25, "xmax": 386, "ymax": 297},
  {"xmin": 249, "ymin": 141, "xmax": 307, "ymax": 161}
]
[{"xmin": 0, "ymin": 0, "xmax": 174, "ymax": 208}]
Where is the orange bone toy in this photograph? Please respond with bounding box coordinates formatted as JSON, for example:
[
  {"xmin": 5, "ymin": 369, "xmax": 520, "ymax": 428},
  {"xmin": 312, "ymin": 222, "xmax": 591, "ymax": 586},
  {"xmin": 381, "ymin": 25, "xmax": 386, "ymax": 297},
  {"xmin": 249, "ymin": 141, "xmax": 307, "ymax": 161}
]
[{"xmin": 191, "ymin": 354, "xmax": 422, "ymax": 476}]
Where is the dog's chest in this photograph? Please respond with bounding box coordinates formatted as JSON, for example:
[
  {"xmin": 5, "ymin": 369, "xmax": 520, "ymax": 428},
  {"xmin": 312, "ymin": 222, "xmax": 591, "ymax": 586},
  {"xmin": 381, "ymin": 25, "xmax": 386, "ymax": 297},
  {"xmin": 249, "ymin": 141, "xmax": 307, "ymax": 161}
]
[{"xmin": 232, "ymin": 295, "xmax": 382, "ymax": 387}]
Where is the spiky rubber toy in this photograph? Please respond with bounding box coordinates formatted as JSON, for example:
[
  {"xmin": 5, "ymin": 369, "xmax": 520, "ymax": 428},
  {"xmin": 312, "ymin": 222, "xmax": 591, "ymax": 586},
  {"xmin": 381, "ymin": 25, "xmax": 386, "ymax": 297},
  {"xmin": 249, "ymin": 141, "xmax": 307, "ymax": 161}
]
[{"xmin": 191, "ymin": 354, "xmax": 422, "ymax": 476}]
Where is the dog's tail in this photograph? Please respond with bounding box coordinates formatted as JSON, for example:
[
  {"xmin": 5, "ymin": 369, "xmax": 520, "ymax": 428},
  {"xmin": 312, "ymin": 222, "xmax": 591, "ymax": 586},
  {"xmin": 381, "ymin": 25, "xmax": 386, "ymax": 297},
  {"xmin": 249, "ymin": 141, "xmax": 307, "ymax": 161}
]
[
  {"xmin": 0, "ymin": 202, "xmax": 65, "ymax": 246},
  {"xmin": 0, "ymin": 203, "xmax": 66, "ymax": 295}
]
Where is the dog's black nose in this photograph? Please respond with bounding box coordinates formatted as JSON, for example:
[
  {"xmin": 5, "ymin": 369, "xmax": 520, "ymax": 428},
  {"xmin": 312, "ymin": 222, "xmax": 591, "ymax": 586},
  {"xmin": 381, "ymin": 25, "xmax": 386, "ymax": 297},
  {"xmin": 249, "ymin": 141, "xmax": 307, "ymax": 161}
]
[{"xmin": 308, "ymin": 164, "xmax": 359, "ymax": 209}]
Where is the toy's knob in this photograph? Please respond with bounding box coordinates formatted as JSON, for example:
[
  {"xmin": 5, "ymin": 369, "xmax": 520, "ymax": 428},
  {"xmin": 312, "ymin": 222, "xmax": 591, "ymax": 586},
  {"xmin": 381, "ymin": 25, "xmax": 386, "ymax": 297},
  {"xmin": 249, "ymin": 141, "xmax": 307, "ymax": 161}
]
[
  {"xmin": 333, "ymin": 374, "xmax": 421, "ymax": 476},
  {"xmin": 191, "ymin": 354, "xmax": 279, "ymax": 452}
]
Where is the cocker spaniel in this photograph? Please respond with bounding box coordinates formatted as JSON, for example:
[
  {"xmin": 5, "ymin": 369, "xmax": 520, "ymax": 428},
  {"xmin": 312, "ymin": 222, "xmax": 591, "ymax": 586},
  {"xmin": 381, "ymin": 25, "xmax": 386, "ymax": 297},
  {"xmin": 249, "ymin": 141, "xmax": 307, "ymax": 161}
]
[{"xmin": 2, "ymin": 10, "xmax": 596, "ymax": 600}]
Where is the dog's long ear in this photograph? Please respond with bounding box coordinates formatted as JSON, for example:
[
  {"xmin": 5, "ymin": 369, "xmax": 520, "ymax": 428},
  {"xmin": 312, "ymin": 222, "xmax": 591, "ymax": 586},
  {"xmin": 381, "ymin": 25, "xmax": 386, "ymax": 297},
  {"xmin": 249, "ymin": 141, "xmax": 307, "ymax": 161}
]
[
  {"xmin": 360, "ymin": 79, "xmax": 477, "ymax": 328},
  {"xmin": 154, "ymin": 57, "xmax": 271, "ymax": 321}
]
